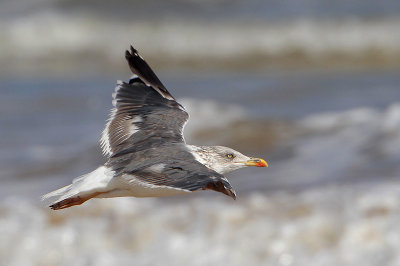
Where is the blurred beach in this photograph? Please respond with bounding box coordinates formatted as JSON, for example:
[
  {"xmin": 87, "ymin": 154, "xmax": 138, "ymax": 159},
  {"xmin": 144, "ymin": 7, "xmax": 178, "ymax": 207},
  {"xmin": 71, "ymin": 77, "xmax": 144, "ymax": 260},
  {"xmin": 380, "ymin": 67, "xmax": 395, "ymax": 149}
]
[{"xmin": 1, "ymin": 0, "xmax": 400, "ymax": 265}]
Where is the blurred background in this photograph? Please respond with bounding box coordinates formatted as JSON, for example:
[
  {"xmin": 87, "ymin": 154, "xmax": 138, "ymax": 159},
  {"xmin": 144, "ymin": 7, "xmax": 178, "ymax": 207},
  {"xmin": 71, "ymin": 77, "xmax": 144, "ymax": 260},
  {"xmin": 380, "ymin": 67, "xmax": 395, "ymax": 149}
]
[{"xmin": 1, "ymin": 0, "xmax": 400, "ymax": 265}]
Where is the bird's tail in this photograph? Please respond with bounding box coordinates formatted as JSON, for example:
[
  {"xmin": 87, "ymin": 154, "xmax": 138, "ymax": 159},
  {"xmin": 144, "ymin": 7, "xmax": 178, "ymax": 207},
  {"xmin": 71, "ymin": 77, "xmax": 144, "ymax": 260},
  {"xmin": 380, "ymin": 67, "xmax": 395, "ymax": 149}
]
[{"xmin": 41, "ymin": 166, "xmax": 114, "ymax": 210}]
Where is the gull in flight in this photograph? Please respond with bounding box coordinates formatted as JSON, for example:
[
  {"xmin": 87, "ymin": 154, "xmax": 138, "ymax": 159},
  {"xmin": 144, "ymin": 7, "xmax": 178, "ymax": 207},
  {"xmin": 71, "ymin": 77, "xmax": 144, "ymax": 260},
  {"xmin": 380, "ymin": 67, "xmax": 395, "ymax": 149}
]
[{"xmin": 43, "ymin": 46, "xmax": 268, "ymax": 210}]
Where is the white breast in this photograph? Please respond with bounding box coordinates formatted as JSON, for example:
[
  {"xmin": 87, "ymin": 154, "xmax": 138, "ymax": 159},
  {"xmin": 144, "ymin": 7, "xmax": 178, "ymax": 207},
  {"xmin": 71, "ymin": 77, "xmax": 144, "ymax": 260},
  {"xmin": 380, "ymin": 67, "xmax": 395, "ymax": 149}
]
[{"xmin": 98, "ymin": 174, "xmax": 191, "ymax": 198}]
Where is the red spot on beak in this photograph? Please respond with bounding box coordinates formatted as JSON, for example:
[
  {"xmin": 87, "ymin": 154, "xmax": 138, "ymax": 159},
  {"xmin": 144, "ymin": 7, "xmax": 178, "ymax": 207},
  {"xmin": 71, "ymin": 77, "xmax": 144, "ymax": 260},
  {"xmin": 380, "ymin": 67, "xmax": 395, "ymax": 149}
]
[{"xmin": 256, "ymin": 162, "xmax": 266, "ymax": 167}]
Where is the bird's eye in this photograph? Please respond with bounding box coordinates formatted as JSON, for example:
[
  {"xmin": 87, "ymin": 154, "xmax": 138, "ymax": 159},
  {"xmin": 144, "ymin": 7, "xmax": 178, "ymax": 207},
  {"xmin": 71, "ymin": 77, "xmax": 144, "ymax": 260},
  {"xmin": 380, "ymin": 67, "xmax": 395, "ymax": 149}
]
[{"xmin": 226, "ymin": 153, "xmax": 234, "ymax": 159}]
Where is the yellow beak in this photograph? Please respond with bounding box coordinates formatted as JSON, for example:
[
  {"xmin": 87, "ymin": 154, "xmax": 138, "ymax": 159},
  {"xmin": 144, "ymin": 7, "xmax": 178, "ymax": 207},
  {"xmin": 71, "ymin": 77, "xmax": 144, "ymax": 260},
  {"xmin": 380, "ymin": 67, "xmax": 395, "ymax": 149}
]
[{"xmin": 243, "ymin": 157, "xmax": 268, "ymax": 167}]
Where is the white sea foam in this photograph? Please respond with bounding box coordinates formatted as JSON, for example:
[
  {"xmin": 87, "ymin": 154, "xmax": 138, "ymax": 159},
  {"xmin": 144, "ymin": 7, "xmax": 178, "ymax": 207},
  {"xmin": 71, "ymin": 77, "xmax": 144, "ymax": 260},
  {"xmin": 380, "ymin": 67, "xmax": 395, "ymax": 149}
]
[
  {"xmin": 299, "ymin": 103, "xmax": 400, "ymax": 161},
  {"xmin": 1, "ymin": 180, "xmax": 400, "ymax": 266},
  {"xmin": 1, "ymin": 12, "xmax": 400, "ymax": 67},
  {"xmin": 236, "ymin": 102, "xmax": 400, "ymax": 190},
  {"xmin": 179, "ymin": 98, "xmax": 246, "ymax": 142}
]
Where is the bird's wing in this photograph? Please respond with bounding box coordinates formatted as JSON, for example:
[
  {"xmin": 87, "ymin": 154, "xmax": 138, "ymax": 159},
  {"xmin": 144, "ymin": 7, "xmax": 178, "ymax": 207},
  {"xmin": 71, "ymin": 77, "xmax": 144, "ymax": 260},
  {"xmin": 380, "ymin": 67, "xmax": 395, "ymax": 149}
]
[
  {"xmin": 100, "ymin": 46, "xmax": 189, "ymax": 157},
  {"xmin": 127, "ymin": 160, "xmax": 237, "ymax": 199},
  {"xmin": 125, "ymin": 45, "xmax": 175, "ymax": 101}
]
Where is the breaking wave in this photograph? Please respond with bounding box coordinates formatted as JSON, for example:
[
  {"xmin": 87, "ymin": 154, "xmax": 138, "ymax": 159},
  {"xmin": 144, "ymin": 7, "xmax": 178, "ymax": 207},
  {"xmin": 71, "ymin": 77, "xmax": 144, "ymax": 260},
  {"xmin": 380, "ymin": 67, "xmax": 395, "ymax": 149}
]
[
  {"xmin": 2, "ymin": 12, "xmax": 400, "ymax": 70},
  {"xmin": 2, "ymin": 180, "xmax": 400, "ymax": 266}
]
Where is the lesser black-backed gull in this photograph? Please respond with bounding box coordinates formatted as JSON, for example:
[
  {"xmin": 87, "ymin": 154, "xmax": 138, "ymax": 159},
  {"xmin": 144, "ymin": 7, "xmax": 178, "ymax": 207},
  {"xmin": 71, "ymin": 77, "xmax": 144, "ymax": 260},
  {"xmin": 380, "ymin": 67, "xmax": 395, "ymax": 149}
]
[{"xmin": 43, "ymin": 45, "xmax": 268, "ymax": 210}]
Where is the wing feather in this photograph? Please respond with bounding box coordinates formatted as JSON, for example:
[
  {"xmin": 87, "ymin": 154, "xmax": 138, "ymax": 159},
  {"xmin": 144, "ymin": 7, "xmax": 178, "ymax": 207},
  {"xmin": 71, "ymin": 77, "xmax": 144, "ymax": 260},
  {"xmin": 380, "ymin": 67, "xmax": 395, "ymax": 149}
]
[
  {"xmin": 125, "ymin": 46, "xmax": 175, "ymax": 100},
  {"xmin": 130, "ymin": 160, "xmax": 236, "ymax": 199},
  {"xmin": 100, "ymin": 46, "xmax": 188, "ymax": 157}
]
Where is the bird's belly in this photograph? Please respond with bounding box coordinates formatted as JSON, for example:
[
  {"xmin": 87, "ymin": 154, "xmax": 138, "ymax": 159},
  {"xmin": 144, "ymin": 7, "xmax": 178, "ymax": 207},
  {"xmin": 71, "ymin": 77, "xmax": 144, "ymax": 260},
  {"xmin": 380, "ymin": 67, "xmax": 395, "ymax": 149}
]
[{"xmin": 98, "ymin": 174, "xmax": 191, "ymax": 198}]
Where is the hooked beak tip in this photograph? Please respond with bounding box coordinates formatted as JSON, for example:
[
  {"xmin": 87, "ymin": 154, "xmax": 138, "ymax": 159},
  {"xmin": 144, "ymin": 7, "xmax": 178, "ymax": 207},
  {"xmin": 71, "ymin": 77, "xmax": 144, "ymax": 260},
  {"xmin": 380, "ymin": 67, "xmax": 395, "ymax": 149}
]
[{"xmin": 244, "ymin": 158, "xmax": 268, "ymax": 167}]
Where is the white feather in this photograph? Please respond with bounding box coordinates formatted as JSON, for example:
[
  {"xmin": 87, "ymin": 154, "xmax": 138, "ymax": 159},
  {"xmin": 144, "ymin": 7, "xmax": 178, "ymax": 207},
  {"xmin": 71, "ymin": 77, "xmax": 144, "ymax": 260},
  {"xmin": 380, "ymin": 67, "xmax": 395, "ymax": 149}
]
[
  {"xmin": 41, "ymin": 166, "xmax": 115, "ymax": 204},
  {"xmin": 147, "ymin": 163, "xmax": 166, "ymax": 173},
  {"xmin": 100, "ymin": 108, "xmax": 116, "ymax": 156}
]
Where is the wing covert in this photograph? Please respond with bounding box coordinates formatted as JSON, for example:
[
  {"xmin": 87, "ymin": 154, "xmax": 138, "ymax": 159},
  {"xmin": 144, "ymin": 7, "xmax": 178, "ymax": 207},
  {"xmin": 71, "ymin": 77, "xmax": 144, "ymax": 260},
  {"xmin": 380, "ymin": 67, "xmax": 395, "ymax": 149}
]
[{"xmin": 129, "ymin": 160, "xmax": 237, "ymax": 199}]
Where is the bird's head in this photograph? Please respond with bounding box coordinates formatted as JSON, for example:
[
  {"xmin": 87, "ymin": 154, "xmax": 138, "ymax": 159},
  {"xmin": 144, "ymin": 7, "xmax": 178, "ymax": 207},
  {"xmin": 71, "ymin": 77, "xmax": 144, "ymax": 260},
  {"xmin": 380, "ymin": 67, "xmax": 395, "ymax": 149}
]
[{"xmin": 196, "ymin": 146, "xmax": 268, "ymax": 174}]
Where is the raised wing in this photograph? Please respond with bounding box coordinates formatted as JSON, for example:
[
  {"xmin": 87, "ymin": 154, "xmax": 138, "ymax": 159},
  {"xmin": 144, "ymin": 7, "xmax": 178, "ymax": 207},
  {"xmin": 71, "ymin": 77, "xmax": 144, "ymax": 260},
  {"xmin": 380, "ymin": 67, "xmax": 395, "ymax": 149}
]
[
  {"xmin": 125, "ymin": 46, "xmax": 175, "ymax": 100},
  {"xmin": 100, "ymin": 46, "xmax": 189, "ymax": 157}
]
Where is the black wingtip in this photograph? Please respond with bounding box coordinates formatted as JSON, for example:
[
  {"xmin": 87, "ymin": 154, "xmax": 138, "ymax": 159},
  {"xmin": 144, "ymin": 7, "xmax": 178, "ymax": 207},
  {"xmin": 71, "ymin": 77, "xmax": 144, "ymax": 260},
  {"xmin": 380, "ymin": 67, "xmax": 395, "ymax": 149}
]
[
  {"xmin": 125, "ymin": 45, "xmax": 138, "ymax": 60},
  {"xmin": 123, "ymin": 44, "xmax": 173, "ymax": 99},
  {"xmin": 227, "ymin": 188, "xmax": 237, "ymax": 200},
  {"xmin": 130, "ymin": 45, "xmax": 137, "ymax": 55},
  {"xmin": 203, "ymin": 180, "xmax": 237, "ymax": 200},
  {"xmin": 125, "ymin": 50, "xmax": 131, "ymax": 60}
]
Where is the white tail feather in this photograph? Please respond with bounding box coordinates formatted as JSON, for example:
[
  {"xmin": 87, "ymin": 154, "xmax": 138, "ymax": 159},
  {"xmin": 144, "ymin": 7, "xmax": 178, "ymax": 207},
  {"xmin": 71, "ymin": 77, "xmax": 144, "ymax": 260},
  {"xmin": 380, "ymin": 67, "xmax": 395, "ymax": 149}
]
[
  {"xmin": 41, "ymin": 184, "xmax": 72, "ymax": 203},
  {"xmin": 41, "ymin": 166, "xmax": 114, "ymax": 205}
]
